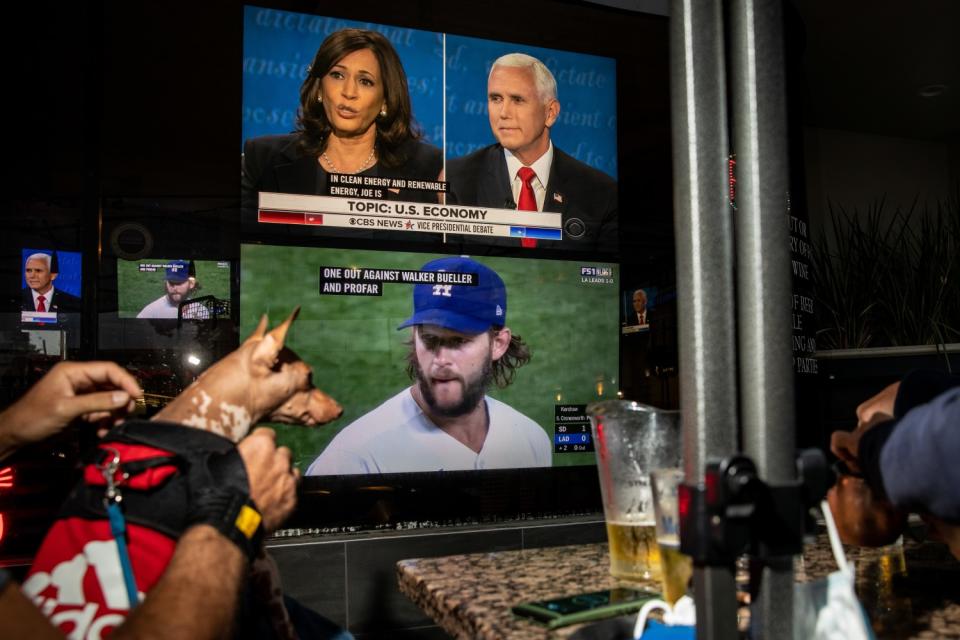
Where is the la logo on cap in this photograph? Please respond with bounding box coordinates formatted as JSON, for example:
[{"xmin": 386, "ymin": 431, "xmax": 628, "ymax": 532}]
[{"xmin": 397, "ymin": 256, "xmax": 508, "ymax": 334}]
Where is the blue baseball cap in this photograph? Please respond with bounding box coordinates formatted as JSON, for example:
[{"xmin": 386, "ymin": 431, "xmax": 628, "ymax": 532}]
[
  {"xmin": 165, "ymin": 260, "xmax": 190, "ymax": 282},
  {"xmin": 397, "ymin": 257, "xmax": 507, "ymax": 334}
]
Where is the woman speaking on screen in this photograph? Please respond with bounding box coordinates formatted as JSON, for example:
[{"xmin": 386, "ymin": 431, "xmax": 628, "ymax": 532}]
[{"xmin": 242, "ymin": 28, "xmax": 442, "ymax": 208}]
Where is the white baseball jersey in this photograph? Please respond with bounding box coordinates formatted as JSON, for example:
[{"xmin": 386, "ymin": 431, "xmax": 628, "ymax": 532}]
[{"xmin": 306, "ymin": 388, "xmax": 552, "ymax": 475}]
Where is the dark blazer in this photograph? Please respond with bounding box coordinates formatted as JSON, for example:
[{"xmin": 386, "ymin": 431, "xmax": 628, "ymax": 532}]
[
  {"xmin": 242, "ymin": 134, "xmax": 443, "ymax": 212},
  {"xmin": 625, "ymin": 310, "xmax": 650, "ymax": 327},
  {"xmin": 21, "ymin": 288, "xmax": 81, "ymax": 313},
  {"xmin": 445, "ymin": 144, "xmax": 618, "ymax": 254}
]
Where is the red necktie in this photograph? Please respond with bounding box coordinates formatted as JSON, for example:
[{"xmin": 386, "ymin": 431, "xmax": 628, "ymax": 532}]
[
  {"xmin": 36, "ymin": 295, "xmax": 46, "ymax": 312},
  {"xmin": 516, "ymin": 167, "xmax": 538, "ymax": 248}
]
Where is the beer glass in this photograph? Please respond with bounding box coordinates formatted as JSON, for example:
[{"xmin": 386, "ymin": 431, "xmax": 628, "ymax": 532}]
[
  {"xmin": 588, "ymin": 401, "xmax": 681, "ymax": 581},
  {"xmin": 651, "ymin": 467, "xmax": 693, "ymax": 604}
]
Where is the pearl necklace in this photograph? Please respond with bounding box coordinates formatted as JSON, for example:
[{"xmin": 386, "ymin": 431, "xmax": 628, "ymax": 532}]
[{"xmin": 321, "ymin": 146, "xmax": 376, "ymax": 174}]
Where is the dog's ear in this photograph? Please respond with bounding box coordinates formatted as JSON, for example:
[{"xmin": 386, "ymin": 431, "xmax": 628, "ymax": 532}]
[
  {"xmin": 244, "ymin": 314, "xmax": 270, "ymax": 344},
  {"xmin": 268, "ymin": 307, "xmax": 300, "ymax": 347},
  {"xmin": 251, "ymin": 308, "xmax": 299, "ymax": 369}
]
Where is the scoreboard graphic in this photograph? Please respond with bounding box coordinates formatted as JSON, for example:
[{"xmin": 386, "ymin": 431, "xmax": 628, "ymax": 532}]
[{"xmin": 554, "ymin": 405, "xmax": 594, "ymax": 453}]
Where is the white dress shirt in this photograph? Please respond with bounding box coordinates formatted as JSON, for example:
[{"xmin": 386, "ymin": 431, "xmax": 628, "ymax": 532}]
[
  {"xmin": 31, "ymin": 287, "xmax": 56, "ymax": 310},
  {"xmin": 504, "ymin": 143, "xmax": 554, "ymax": 211}
]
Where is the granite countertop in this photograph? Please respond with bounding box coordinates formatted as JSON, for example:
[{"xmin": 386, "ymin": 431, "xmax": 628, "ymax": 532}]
[
  {"xmin": 397, "ymin": 542, "xmax": 649, "ymax": 639},
  {"xmin": 397, "ymin": 534, "xmax": 960, "ymax": 639}
]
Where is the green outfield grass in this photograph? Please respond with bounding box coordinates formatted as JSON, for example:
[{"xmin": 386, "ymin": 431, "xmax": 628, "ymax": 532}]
[
  {"xmin": 117, "ymin": 260, "xmax": 232, "ymax": 317},
  {"xmin": 240, "ymin": 246, "xmax": 620, "ymax": 471}
]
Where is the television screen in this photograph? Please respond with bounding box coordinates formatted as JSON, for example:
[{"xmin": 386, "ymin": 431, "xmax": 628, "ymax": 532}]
[
  {"xmin": 621, "ymin": 285, "xmax": 655, "ymax": 335},
  {"xmin": 20, "ymin": 249, "xmax": 82, "ymax": 325},
  {"xmin": 240, "ymin": 244, "xmax": 620, "ymax": 474},
  {"xmin": 116, "ymin": 259, "xmax": 232, "ymax": 320},
  {"xmin": 241, "ymin": 6, "xmax": 618, "ymax": 254}
]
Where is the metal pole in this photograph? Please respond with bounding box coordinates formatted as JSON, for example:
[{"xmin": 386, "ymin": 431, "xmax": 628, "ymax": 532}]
[
  {"xmin": 729, "ymin": 0, "xmax": 796, "ymax": 637},
  {"xmin": 670, "ymin": 1, "xmax": 739, "ymax": 638}
]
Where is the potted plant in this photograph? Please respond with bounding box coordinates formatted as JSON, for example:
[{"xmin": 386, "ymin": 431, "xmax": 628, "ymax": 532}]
[
  {"xmin": 813, "ymin": 190, "xmax": 960, "ymax": 351},
  {"xmin": 810, "ymin": 190, "xmax": 960, "ymax": 445}
]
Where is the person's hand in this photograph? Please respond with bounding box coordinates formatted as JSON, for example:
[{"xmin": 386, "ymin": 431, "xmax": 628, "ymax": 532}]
[
  {"xmin": 237, "ymin": 427, "xmax": 298, "ymax": 533},
  {"xmin": 830, "ymin": 382, "xmax": 901, "ymax": 474},
  {"xmin": 830, "ymin": 412, "xmax": 888, "ymax": 475},
  {"xmin": 828, "ymin": 383, "xmax": 907, "ymax": 547},
  {"xmin": 856, "ymin": 381, "xmax": 899, "ymax": 426},
  {"xmin": 0, "ymin": 361, "xmax": 141, "ymax": 459},
  {"xmin": 827, "ymin": 474, "xmax": 907, "ymax": 547}
]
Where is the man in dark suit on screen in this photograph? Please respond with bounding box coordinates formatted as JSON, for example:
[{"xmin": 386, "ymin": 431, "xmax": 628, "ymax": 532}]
[
  {"xmin": 625, "ymin": 288, "xmax": 650, "ymax": 328},
  {"xmin": 21, "ymin": 252, "xmax": 81, "ymax": 314},
  {"xmin": 445, "ymin": 53, "xmax": 617, "ymax": 253}
]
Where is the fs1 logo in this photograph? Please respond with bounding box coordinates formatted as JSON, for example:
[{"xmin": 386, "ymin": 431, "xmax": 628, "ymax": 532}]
[
  {"xmin": 580, "ymin": 266, "xmax": 613, "ymax": 278},
  {"xmin": 580, "ymin": 265, "xmax": 615, "ymax": 284}
]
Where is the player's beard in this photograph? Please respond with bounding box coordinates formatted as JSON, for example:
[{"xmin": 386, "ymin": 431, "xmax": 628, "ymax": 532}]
[{"xmin": 415, "ymin": 358, "xmax": 494, "ymax": 418}]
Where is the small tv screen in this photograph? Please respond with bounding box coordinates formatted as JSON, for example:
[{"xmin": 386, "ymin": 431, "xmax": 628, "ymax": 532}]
[
  {"xmin": 116, "ymin": 259, "xmax": 232, "ymax": 320},
  {"xmin": 241, "ymin": 6, "xmax": 618, "ymax": 253},
  {"xmin": 20, "ymin": 249, "xmax": 82, "ymax": 325},
  {"xmin": 240, "ymin": 244, "xmax": 620, "ymax": 474},
  {"xmin": 621, "ymin": 285, "xmax": 656, "ymax": 335}
]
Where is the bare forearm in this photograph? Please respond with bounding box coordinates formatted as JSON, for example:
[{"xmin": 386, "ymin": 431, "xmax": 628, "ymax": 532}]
[
  {"xmin": 0, "ymin": 577, "xmax": 63, "ymax": 639},
  {"xmin": 0, "ymin": 407, "xmax": 26, "ymax": 461},
  {"xmin": 113, "ymin": 525, "xmax": 246, "ymax": 640}
]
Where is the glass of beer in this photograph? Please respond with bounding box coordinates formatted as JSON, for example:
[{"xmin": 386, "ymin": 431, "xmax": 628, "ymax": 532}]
[
  {"xmin": 588, "ymin": 401, "xmax": 681, "ymax": 582},
  {"xmin": 651, "ymin": 467, "xmax": 693, "ymax": 604}
]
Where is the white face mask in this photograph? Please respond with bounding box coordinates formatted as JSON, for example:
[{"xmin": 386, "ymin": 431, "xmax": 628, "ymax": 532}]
[{"xmin": 792, "ymin": 501, "xmax": 876, "ymax": 640}]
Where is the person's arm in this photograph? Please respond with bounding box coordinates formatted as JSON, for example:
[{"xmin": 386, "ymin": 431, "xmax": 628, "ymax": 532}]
[
  {"xmin": 0, "ymin": 526, "xmax": 247, "ymax": 640},
  {"xmin": 0, "ymin": 571, "xmax": 62, "ymax": 640},
  {"xmin": 828, "ymin": 374, "xmax": 960, "ymax": 548},
  {"xmin": 891, "ymin": 369, "xmax": 960, "ymax": 417},
  {"xmin": 832, "ymin": 370, "xmax": 960, "ymax": 472},
  {"xmin": 0, "ymin": 361, "xmax": 140, "ymax": 460},
  {"xmin": 828, "ymin": 385, "xmax": 906, "ymax": 547},
  {"xmin": 113, "ymin": 428, "xmax": 296, "ymax": 638},
  {"xmin": 112, "ymin": 525, "xmax": 245, "ymax": 640},
  {"xmin": 865, "ymin": 387, "xmax": 960, "ymax": 521},
  {"xmin": 856, "ymin": 381, "xmax": 899, "ymax": 425},
  {"xmin": 0, "ymin": 428, "xmax": 297, "ymax": 640}
]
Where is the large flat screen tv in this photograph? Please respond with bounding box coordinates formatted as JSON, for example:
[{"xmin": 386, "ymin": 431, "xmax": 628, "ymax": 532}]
[
  {"xmin": 241, "ymin": 6, "xmax": 619, "ymax": 256},
  {"xmin": 241, "ymin": 244, "xmax": 619, "ymax": 529}
]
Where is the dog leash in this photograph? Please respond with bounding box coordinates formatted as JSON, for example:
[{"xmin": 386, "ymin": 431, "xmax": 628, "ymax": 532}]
[{"xmin": 98, "ymin": 447, "xmax": 140, "ymax": 609}]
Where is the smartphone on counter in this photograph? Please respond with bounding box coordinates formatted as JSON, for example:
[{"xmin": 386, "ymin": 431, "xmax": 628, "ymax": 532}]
[{"xmin": 511, "ymin": 587, "xmax": 659, "ymax": 629}]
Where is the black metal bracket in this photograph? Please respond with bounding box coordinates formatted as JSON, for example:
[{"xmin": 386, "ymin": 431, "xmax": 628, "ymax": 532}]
[{"xmin": 678, "ymin": 448, "xmax": 833, "ymax": 566}]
